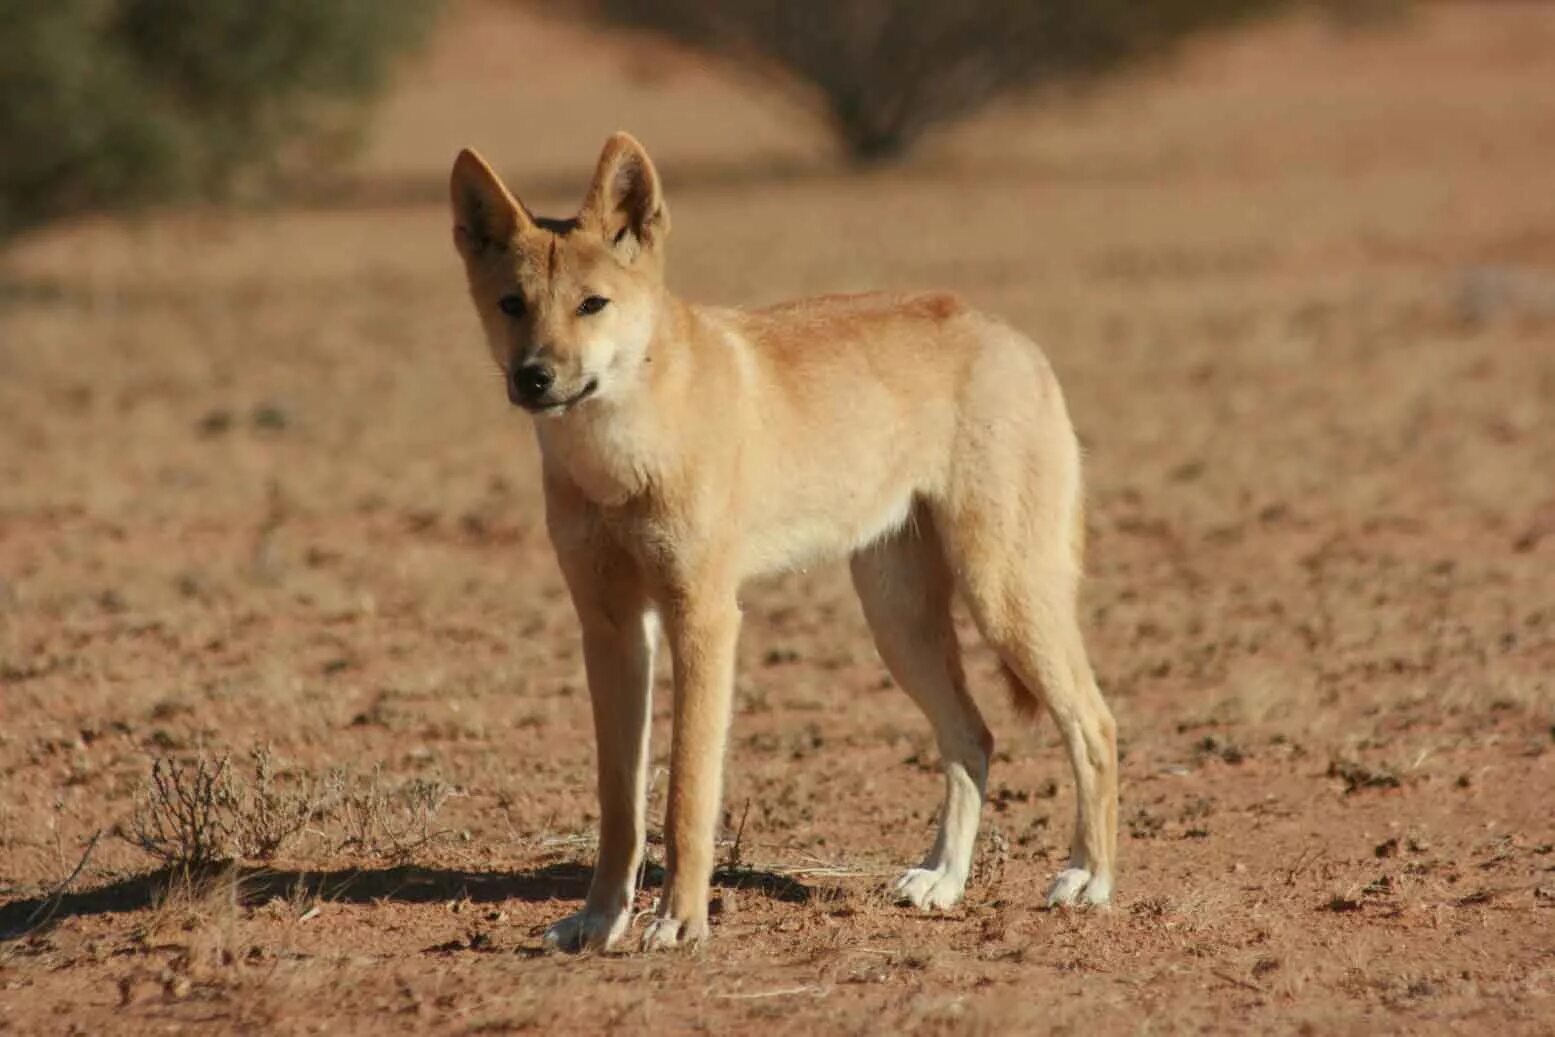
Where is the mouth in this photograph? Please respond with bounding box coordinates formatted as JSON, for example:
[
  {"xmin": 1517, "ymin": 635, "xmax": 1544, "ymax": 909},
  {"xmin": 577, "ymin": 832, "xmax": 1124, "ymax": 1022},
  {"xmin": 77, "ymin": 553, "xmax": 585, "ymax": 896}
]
[{"xmin": 519, "ymin": 378, "xmax": 598, "ymax": 415}]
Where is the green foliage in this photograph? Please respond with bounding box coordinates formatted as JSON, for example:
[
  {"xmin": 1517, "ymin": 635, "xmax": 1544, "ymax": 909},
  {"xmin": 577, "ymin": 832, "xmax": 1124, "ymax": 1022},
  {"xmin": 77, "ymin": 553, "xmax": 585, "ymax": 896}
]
[
  {"xmin": 563, "ymin": 0, "xmax": 1302, "ymax": 162},
  {"xmin": 0, "ymin": 0, "xmax": 439, "ymax": 240}
]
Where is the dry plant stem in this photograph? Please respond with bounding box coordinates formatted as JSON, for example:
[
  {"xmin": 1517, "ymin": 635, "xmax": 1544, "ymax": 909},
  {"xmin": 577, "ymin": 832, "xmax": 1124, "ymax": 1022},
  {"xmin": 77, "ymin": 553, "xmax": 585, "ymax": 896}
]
[{"xmin": 9, "ymin": 829, "xmax": 102, "ymax": 939}]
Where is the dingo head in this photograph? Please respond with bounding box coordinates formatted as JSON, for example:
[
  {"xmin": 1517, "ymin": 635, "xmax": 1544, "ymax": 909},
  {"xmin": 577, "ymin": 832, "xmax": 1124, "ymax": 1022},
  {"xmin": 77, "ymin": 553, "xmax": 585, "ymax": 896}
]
[{"xmin": 450, "ymin": 133, "xmax": 670, "ymax": 415}]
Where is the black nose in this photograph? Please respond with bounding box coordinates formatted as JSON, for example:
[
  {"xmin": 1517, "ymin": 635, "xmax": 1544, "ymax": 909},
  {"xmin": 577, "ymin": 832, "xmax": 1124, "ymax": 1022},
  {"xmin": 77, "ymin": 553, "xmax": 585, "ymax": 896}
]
[{"xmin": 510, "ymin": 363, "xmax": 554, "ymax": 403}]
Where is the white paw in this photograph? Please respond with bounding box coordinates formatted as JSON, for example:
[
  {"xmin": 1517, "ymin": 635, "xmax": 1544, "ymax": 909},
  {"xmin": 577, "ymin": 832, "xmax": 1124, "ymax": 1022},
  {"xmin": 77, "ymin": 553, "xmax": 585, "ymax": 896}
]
[
  {"xmin": 1045, "ymin": 867, "xmax": 1113, "ymax": 908},
  {"xmin": 893, "ymin": 866, "xmax": 967, "ymax": 910},
  {"xmin": 542, "ymin": 908, "xmax": 629, "ymax": 952},
  {"xmin": 640, "ymin": 913, "xmax": 706, "ymax": 951}
]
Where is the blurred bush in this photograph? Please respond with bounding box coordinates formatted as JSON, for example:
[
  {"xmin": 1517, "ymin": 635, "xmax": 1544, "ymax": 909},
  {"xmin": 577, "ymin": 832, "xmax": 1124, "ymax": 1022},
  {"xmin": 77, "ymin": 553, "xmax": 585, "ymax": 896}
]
[
  {"xmin": 0, "ymin": 0, "xmax": 439, "ymax": 241},
  {"xmin": 559, "ymin": 0, "xmax": 1324, "ymax": 162}
]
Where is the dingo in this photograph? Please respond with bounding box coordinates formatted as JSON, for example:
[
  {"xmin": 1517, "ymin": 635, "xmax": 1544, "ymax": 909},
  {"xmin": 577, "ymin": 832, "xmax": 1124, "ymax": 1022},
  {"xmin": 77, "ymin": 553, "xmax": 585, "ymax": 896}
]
[{"xmin": 450, "ymin": 134, "xmax": 1118, "ymax": 951}]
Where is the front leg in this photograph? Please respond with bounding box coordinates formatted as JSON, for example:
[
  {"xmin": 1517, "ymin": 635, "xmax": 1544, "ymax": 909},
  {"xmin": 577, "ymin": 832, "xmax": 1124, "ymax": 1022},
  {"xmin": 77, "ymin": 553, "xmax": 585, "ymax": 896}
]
[
  {"xmin": 641, "ymin": 591, "xmax": 742, "ymax": 950},
  {"xmin": 543, "ymin": 539, "xmax": 655, "ymax": 952}
]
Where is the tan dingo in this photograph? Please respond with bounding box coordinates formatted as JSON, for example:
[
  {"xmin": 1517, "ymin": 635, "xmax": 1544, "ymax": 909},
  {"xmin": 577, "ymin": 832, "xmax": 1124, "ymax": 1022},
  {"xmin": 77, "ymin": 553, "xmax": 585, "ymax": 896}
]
[{"xmin": 450, "ymin": 133, "xmax": 1118, "ymax": 952}]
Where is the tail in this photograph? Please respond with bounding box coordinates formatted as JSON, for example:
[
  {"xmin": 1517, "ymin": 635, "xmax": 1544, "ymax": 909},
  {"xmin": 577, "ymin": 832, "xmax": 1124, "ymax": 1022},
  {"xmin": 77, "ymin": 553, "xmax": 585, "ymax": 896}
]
[
  {"xmin": 1003, "ymin": 662, "xmax": 1044, "ymax": 721},
  {"xmin": 1071, "ymin": 497, "xmax": 1087, "ymax": 573}
]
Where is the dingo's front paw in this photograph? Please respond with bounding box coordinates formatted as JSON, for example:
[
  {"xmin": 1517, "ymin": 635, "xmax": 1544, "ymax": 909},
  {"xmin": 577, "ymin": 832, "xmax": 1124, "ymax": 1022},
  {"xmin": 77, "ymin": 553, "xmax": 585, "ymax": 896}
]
[
  {"xmin": 640, "ymin": 912, "xmax": 707, "ymax": 951},
  {"xmin": 542, "ymin": 908, "xmax": 630, "ymax": 952},
  {"xmin": 1045, "ymin": 867, "xmax": 1113, "ymax": 908},
  {"xmin": 893, "ymin": 865, "xmax": 966, "ymax": 910}
]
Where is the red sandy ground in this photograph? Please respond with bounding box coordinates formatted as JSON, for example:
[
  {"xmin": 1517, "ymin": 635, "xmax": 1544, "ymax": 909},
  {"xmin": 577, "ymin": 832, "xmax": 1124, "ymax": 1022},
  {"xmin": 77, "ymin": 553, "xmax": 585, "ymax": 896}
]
[{"xmin": 2, "ymin": 2, "xmax": 1553, "ymax": 1033}]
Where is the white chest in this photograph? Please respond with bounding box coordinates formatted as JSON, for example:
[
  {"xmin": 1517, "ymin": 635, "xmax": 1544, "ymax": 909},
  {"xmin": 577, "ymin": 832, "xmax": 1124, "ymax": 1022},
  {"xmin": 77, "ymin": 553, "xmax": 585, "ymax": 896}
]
[{"xmin": 536, "ymin": 409, "xmax": 656, "ymax": 507}]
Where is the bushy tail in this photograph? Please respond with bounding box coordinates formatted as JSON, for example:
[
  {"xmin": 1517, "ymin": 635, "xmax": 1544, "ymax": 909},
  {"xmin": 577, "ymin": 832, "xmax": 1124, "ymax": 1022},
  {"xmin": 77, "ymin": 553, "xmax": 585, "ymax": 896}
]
[
  {"xmin": 1071, "ymin": 498, "xmax": 1087, "ymax": 572},
  {"xmin": 1002, "ymin": 662, "xmax": 1045, "ymax": 722}
]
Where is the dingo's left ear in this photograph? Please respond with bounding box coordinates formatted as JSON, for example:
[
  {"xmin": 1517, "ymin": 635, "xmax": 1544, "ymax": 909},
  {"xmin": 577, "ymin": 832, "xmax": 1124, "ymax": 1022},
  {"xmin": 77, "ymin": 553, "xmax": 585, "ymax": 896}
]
[
  {"xmin": 450, "ymin": 148, "xmax": 533, "ymax": 258},
  {"xmin": 581, "ymin": 132, "xmax": 669, "ymax": 260}
]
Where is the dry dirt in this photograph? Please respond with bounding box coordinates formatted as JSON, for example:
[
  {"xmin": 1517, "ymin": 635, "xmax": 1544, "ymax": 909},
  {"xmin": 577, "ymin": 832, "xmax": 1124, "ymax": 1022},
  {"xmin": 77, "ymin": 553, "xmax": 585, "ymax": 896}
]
[{"xmin": 3, "ymin": 2, "xmax": 1554, "ymax": 1034}]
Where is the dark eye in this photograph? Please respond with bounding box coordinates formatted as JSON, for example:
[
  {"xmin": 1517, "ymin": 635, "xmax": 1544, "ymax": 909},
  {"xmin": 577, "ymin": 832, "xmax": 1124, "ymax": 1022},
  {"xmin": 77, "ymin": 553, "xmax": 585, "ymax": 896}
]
[
  {"xmin": 577, "ymin": 295, "xmax": 609, "ymax": 317},
  {"xmin": 498, "ymin": 294, "xmax": 527, "ymax": 318}
]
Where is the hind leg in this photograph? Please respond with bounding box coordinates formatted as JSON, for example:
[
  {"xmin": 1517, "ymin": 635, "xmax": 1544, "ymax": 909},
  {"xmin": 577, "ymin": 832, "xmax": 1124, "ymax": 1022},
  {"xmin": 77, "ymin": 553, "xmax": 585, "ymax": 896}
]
[
  {"xmin": 851, "ymin": 514, "xmax": 992, "ymax": 911},
  {"xmin": 943, "ymin": 514, "xmax": 1118, "ymax": 907}
]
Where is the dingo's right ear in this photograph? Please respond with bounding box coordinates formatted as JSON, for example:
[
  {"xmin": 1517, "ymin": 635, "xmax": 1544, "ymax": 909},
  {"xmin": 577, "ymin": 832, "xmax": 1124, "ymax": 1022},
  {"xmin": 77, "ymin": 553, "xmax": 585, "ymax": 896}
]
[{"xmin": 450, "ymin": 149, "xmax": 532, "ymax": 258}]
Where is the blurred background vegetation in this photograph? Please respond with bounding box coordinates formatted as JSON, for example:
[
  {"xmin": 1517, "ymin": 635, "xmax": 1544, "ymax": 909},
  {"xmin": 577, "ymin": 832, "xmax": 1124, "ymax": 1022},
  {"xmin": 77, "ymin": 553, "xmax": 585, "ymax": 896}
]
[
  {"xmin": 560, "ymin": 0, "xmax": 1299, "ymax": 163},
  {"xmin": 1, "ymin": 0, "xmax": 1408, "ymax": 243},
  {"xmin": 0, "ymin": 0, "xmax": 441, "ymax": 241}
]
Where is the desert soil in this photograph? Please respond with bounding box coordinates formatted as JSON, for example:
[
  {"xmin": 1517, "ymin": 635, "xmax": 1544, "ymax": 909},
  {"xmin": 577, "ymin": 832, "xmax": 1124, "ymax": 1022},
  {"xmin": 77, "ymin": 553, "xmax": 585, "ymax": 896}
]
[{"xmin": 2, "ymin": 2, "xmax": 1554, "ymax": 1033}]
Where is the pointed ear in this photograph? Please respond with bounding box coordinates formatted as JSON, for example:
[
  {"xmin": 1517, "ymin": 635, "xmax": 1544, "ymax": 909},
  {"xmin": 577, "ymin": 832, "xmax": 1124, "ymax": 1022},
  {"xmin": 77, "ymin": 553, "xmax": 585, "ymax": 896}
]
[
  {"xmin": 450, "ymin": 149, "xmax": 532, "ymax": 258},
  {"xmin": 580, "ymin": 132, "xmax": 669, "ymax": 260}
]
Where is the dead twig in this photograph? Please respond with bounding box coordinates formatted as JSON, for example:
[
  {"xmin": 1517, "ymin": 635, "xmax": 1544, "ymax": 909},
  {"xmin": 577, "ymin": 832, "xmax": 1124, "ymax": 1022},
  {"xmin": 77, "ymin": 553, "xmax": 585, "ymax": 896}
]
[
  {"xmin": 1284, "ymin": 846, "xmax": 1324, "ymax": 886},
  {"xmin": 12, "ymin": 828, "xmax": 102, "ymax": 937},
  {"xmin": 1211, "ymin": 968, "xmax": 1264, "ymax": 994},
  {"xmin": 714, "ymin": 985, "xmax": 826, "ymax": 1000},
  {"xmin": 721, "ymin": 798, "xmax": 752, "ymax": 872}
]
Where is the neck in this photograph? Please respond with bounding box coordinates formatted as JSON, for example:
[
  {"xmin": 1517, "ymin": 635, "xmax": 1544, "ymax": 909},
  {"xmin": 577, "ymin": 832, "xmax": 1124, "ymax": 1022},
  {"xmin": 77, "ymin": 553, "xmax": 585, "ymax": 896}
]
[{"xmin": 534, "ymin": 289, "xmax": 699, "ymax": 506}]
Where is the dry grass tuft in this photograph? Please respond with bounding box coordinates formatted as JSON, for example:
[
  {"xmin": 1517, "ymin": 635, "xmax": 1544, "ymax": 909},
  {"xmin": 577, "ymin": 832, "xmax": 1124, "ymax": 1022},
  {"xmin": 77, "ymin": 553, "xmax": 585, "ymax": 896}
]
[
  {"xmin": 118, "ymin": 748, "xmax": 455, "ymax": 868},
  {"xmin": 329, "ymin": 766, "xmax": 457, "ymax": 861},
  {"xmin": 120, "ymin": 754, "xmax": 243, "ymax": 868}
]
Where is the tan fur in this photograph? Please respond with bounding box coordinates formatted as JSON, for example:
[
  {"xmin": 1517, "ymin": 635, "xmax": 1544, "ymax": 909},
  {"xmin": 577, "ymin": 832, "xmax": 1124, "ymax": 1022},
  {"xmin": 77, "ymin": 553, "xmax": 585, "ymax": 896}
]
[{"xmin": 450, "ymin": 134, "xmax": 1119, "ymax": 952}]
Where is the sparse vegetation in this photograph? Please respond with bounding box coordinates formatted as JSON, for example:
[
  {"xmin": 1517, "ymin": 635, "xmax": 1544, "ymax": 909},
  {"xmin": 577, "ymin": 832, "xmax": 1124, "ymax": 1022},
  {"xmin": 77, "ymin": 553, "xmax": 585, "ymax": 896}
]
[
  {"xmin": 118, "ymin": 749, "xmax": 453, "ymax": 869},
  {"xmin": 119, "ymin": 749, "xmax": 324, "ymax": 867},
  {"xmin": 331, "ymin": 767, "xmax": 456, "ymax": 861},
  {"xmin": 557, "ymin": 0, "xmax": 1301, "ymax": 162},
  {"xmin": 0, "ymin": 0, "xmax": 440, "ymax": 240},
  {"xmin": 120, "ymin": 755, "xmax": 243, "ymax": 868}
]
